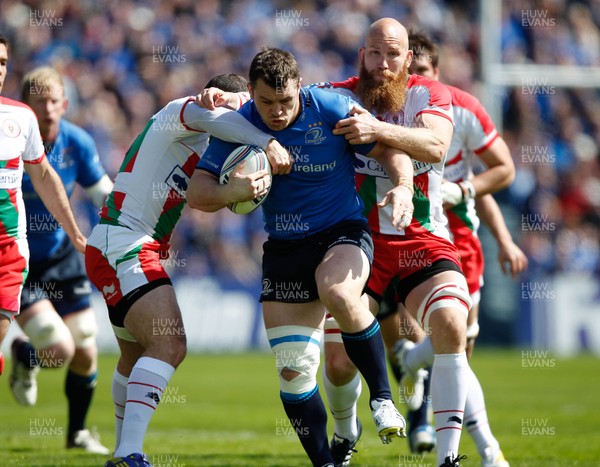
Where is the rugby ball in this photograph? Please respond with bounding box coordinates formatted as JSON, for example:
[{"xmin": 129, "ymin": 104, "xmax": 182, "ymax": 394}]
[{"xmin": 219, "ymin": 144, "xmax": 271, "ymax": 214}]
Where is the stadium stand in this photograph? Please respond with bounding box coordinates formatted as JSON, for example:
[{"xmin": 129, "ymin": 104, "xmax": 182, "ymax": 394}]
[{"xmin": 1, "ymin": 0, "xmax": 598, "ymax": 352}]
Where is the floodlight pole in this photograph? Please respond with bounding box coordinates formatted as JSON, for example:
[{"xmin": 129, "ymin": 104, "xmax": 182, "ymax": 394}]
[{"xmin": 480, "ymin": 0, "xmax": 503, "ymax": 132}]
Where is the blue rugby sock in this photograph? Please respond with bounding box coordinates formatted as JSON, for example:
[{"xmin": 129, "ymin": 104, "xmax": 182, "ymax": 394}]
[
  {"xmin": 13, "ymin": 338, "xmax": 38, "ymax": 369},
  {"xmin": 342, "ymin": 319, "xmax": 392, "ymax": 402},
  {"xmin": 280, "ymin": 387, "xmax": 333, "ymax": 466},
  {"xmin": 65, "ymin": 370, "xmax": 97, "ymax": 439}
]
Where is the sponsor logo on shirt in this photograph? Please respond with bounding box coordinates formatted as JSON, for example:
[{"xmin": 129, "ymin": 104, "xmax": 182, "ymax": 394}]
[
  {"xmin": 305, "ymin": 124, "xmax": 326, "ymax": 144},
  {"xmin": 2, "ymin": 118, "xmax": 21, "ymax": 138},
  {"xmin": 262, "ymin": 278, "xmax": 274, "ymax": 296},
  {"xmin": 0, "ymin": 168, "xmax": 21, "ymax": 189},
  {"xmin": 292, "ymin": 160, "xmax": 336, "ymax": 173},
  {"xmin": 413, "ymin": 160, "xmax": 434, "ymax": 176},
  {"xmin": 102, "ymin": 283, "xmax": 118, "ymax": 300},
  {"xmin": 164, "ymin": 165, "xmax": 188, "ymax": 197},
  {"xmin": 354, "ymin": 154, "xmax": 385, "ymax": 177},
  {"xmin": 381, "ymin": 110, "xmax": 404, "ymax": 125},
  {"xmin": 146, "ymin": 392, "xmax": 161, "ymax": 404}
]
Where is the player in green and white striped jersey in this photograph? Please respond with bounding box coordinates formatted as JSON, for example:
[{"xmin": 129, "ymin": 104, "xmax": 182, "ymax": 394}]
[{"xmin": 87, "ymin": 74, "xmax": 291, "ymax": 467}]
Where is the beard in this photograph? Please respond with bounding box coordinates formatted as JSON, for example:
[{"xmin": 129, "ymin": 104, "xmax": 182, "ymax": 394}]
[{"xmin": 355, "ymin": 61, "xmax": 409, "ymax": 114}]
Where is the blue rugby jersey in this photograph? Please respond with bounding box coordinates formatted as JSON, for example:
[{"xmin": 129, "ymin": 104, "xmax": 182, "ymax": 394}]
[
  {"xmin": 22, "ymin": 119, "xmax": 106, "ymax": 261},
  {"xmin": 198, "ymin": 87, "xmax": 376, "ymax": 240}
]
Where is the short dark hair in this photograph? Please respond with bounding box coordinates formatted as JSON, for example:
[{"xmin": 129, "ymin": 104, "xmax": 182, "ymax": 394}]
[
  {"xmin": 204, "ymin": 73, "xmax": 248, "ymax": 93},
  {"xmin": 248, "ymin": 47, "xmax": 300, "ymax": 89},
  {"xmin": 408, "ymin": 30, "xmax": 439, "ymax": 69},
  {"xmin": 0, "ymin": 33, "xmax": 9, "ymax": 55}
]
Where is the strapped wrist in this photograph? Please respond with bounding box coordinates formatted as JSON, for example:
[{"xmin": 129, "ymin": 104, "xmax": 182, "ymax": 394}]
[
  {"xmin": 459, "ymin": 180, "xmax": 476, "ymax": 200},
  {"xmin": 398, "ymin": 177, "xmax": 414, "ymax": 196}
]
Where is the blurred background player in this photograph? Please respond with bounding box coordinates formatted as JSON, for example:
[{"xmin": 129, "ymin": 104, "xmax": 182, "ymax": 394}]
[
  {"xmin": 0, "ymin": 35, "xmax": 86, "ymax": 376},
  {"xmin": 193, "ymin": 47, "xmax": 412, "ymax": 467},
  {"xmin": 377, "ymin": 30, "xmax": 528, "ymax": 466},
  {"xmin": 87, "ymin": 73, "xmax": 289, "ymax": 467},
  {"xmin": 9, "ymin": 66, "xmax": 113, "ymax": 454}
]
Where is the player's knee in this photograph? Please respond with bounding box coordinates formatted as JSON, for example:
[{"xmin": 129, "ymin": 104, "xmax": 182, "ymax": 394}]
[
  {"xmin": 267, "ymin": 325, "xmax": 322, "ymax": 395},
  {"xmin": 280, "ymin": 366, "xmax": 300, "ymax": 381},
  {"xmin": 64, "ymin": 310, "xmax": 98, "ymax": 349},
  {"xmin": 418, "ymin": 283, "xmax": 471, "ymax": 352},
  {"xmin": 317, "ymin": 282, "xmax": 353, "ymax": 314},
  {"xmin": 161, "ymin": 335, "xmax": 187, "ymax": 368},
  {"xmin": 141, "ymin": 316, "xmax": 187, "ymax": 367},
  {"xmin": 173, "ymin": 337, "xmax": 187, "ymax": 366},
  {"xmin": 36, "ymin": 341, "xmax": 74, "ymax": 368},
  {"xmin": 70, "ymin": 347, "xmax": 96, "ymax": 373},
  {"xmin": 417, "ymin": 282, "xmax": 471, "ymax": 333},
  {"xmin": 23, "ymin": 311, "xmax": 73, "ymax": 358},
  {"xmin": 324, "ymin": 346, "xmax": 356, "ymax": 385},
  {"xmin": 429, "ymin": 315, "xmax": 466, "ymax": 355}
]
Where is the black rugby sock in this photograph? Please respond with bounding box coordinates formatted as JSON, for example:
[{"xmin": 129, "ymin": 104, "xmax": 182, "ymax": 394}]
[
  {"xmin": 342, "ymin": 319, "xmax": 392, "ymax": 402},
  {"xmin": 65, "ymin": 370, "xmax": 97, "ymax": 439},
  {"xmin": 13, "ymin": 338, "xmax": 39, "ymax": 369},
  {"xmin": 280, "ymin": 387, "xmax": 333, "ymax": 466}
]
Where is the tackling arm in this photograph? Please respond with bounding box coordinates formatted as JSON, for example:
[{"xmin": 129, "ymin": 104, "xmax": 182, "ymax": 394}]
[
  {"xmin": 195, "ymin": 89, "xmax": 249, "ymax": 111},
  {"xmin": 367, "ymin": 143, "xmax": 415, "ymax": 230},
  {"xmin": 183, "ymin": 103, "xmax": 291, "ymax": 174},
  {"xmin": 182, "ymin": 104, "xmax": 272, "ymax": 148},
  {"xmin": 334, "ymin": 107, "xmax": 453, "ymax": 163}
]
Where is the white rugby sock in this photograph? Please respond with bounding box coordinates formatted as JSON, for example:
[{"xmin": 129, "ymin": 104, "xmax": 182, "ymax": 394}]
[
  {"xmin": 114, "ymin": 357, "xmax": 175, "ymax": 457},
  {"xmin": 464, "ymin": 367, "xmax": 500, "ymax": 456},
  {"xmin": 405, "ymin": 336, "xmax": 434, "ymax": 372},
  {"xmin": 322, "ymin": 367, "xmax": 361, "ymax": 440},
  {"xmin": 431, "ymin": 353, "xmax": 469, "ymax": 466},
  {"xmin": 111, "ymin": 369, "xmax": 128, "ymax": 451}
]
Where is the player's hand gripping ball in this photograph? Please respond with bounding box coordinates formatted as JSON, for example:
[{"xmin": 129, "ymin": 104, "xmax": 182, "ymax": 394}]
[{"xmin": 219, "ymin": 145, "xmax": 272, "ymax": 214}]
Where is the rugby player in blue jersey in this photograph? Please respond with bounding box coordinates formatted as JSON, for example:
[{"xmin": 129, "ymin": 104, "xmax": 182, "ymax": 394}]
[
  {"xmin": 192, "ymin": 47, "xmax": 415, "ymax": 467},
  {"xmin": 10, "ymin": 67, "xmax": 112, "ymax": 454}
]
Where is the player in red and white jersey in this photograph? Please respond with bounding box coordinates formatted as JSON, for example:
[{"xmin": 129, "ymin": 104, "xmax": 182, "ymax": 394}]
[
  {"xmin": 86, "ymin": 74, "xmax": 291, "ymax": 467},
  {"xmin": 370, "ymin": 31, "xmax": 526, "ymax": 467},
  {"xmin": 0, "ymin": 34, "xmax": 85, "ymax": 365},
  {"xmin": 98, "ymin": 96, "xmax": 274, "ymax": 244},
  {"xmin": 409, "ymin": 30, "xmax": 525, "ymax": 354},
  {"xmin": 317, "ymin": 18, "xmax": 478, "ymax": 467},
  {"xmin": 321, "ymin": 74, "xmax": 452, "ymax": 244}
]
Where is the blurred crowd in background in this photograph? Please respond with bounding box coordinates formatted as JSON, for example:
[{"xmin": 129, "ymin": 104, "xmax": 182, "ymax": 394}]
[{"xmin": 1, "ymin": 0, "xmax": 598, "ymax": 307}]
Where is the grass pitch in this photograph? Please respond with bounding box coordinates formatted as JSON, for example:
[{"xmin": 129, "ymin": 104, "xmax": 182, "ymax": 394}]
[{"xmin": 1, "ymin": 350, "xmax": 599, "ymax": 466}]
